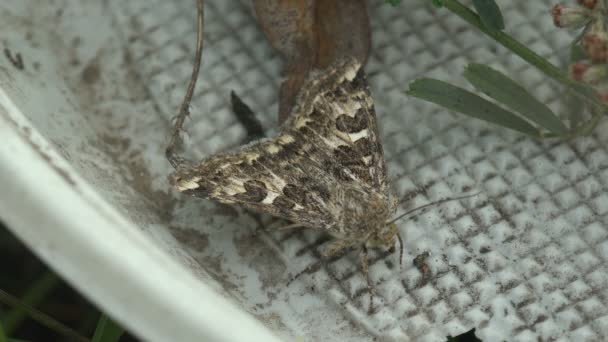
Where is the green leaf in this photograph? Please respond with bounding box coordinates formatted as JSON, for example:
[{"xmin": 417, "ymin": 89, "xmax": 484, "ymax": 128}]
[
  {"xmin": 92, "ymin": 314, "xmax": 124, "ymax": 342},
  {"xmin": 464, "ymin": 64, "xmax": 568, "ymax": 135},
  {"xmin": 570, "ymin": 44, "xmax": 587, "ymax": 62},
  {"xmin": 472, "ymin": 0, "xmax": 504, "ymax": 30},
  {"xmin": 407, "ymin": 78, "xmax": 540, "ymax": 137},
  {"xmin": 384, "ymin": 0, "xmax": 402, "ymax": 5},
  {"xmin": 432, "ymin": 0, "xmax": 444, "ymax": 7}
]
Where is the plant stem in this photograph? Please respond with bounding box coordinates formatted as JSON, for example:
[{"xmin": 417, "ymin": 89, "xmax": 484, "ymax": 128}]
[
  {"xmin": 438, "ymin": 0, "xmax": 607, "ymax": 115},
  {"xmin": 91, "ymin": 314, "xmax": 124, "ymax": 342},
  {"xmin": 441, "ymin": 0, "xmax": 568, "ymax": 82}
]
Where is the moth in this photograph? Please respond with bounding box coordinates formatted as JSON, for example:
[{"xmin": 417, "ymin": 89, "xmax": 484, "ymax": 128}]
[
  {"xmin": 168, "ymin": 57, "xmax": 404, "ymax": 306},
  {"xmin": 172, "ymin": 56, "xmax": 400, "ymax": 245},
  {"xmin": 166, "ymin": 0, "xmax": 466, "ymax": 311}
]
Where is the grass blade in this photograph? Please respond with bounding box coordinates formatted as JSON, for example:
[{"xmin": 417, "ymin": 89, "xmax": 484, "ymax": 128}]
[
  {"xmin": 2, "ymin": 271, "xmax": 61, "ymax": 334},
  {"xmin": 464, "ymin": 64, "xmax": 568, "ymax": 135},
  {"xmin": 407, "ymin": 78, "xmax": 540, "ymax": 137},
  {"xmin": 0, "ymin": 321, "xmax": 7, "ymax": 342},
  {"xmin": 472, "ymin": 0, "xmax": 504, "ymax": 30},
  {"xmin": 0, "ymin": 289, "xmax": 88, "ymax": 342},
  {"xmin": 91, "ymin": 314, "xmax": 124, "ymax": 342}
]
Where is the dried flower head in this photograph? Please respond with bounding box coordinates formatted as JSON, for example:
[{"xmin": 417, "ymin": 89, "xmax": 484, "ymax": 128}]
[
  {"xmin": 570, "ymin": 60, "xmax": 608, "ymax": 83},
  {"xmin": 578, "ymin": 0, "xmax": 598, "ymax": 10},
  {"xmin": 552, "ymin": 4, "xmax": 591, "ymax": 27},
  {"xmin": 553, "ymin": 0, "xmax": 608, "ymax": 103}
]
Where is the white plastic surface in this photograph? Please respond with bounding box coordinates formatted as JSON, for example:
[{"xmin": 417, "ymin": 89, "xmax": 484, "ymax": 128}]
[{"xmin": 1, "ymin": 1, "xmax": 608, "ymax": 341}]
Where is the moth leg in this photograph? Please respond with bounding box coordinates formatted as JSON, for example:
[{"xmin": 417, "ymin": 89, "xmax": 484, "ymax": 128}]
[
  {"xmin": 230, "ymin": 91, "xmax": 265, "ymax": 142},
  {"xmin": 258, "ymin": 222, "xmax": 305, "ymax": 235},
  {"xmin": 396, "ymin": 233, "xmax": 404, "ymax": 266},
  {"xmin": 321, "ymin": 239, "xmax": 352, "ymax": 258},
  {"xmin": 286, "ymin": 241, "xmax": 353, "ymax": 286},
  {"xmin": 251, "ymin": 217, "xmax": 306, "ymax": 241},
  {"xmin": 275, "ymin": 223, "xmax": 305, "ymax": 231},
  {"xmin": 360, "ymin": 244, "xmax": 376, "ymax": 314}
]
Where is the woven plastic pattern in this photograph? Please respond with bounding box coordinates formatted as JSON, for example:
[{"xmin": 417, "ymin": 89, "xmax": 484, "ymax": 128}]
[{"xmin": 112, "ymin": 0, "xmax": 608, "ymax": 340}]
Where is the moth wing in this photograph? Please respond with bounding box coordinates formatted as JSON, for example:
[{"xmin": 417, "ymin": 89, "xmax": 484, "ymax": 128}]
[
  {"xmin": 283, "ymin": 57, "xmax": 389, "ymax": 194},
  {"xmin": 172, "ymin": 135, "xmax": 341, "ymax": 229},
  {"xmin": 172, "ymin": 57, "xmax": 389, "ymax": 230}
]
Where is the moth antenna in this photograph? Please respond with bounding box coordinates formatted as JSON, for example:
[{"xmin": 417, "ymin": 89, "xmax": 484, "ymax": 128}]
[
  {"xmin": 166, "ymin": 0, "xmax": 205, "ymax": 169},
  {"xmin": 387, "ymin": 192, "xmax": 480, "ymax": 226}
]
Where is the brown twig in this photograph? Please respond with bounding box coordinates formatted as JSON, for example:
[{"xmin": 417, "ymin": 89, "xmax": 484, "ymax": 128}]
[{"xmin": 166, "ymin": 0, "xmax": 205, "ymax": 169}]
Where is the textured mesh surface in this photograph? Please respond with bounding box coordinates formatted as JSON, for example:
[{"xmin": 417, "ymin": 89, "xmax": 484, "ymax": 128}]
[{"xmin": 103, "ymin": 0, "xmax": 608, "ymax": 340}]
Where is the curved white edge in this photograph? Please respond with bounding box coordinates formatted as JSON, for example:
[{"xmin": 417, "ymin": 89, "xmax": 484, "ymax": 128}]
[{"xmin": 0, "ymin": 93, "xmax": 283, "ymax": 342}]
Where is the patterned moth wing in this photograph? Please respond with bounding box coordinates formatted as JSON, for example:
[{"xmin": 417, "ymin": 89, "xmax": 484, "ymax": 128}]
[{"xmin": 171, "ymin": 57, "xmax": 397, "ymax": 245}]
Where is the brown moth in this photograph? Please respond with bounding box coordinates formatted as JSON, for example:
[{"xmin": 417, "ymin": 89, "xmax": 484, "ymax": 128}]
[
  {"xmin": 168, "ymin": 54, "xmax": 402, "ymax": 310},
  {"xmin": 166, "ymin": 0, "xmax": 473, "ymax": 312},
  {"xmin": 171, "ymin": 57, "xmax": 401, "ymax": 255}
]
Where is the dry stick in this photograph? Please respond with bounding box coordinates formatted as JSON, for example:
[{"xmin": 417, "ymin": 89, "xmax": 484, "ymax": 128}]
[{"xmin": 166, "ymin": 0, "xmax": 205, "ymax": 169}]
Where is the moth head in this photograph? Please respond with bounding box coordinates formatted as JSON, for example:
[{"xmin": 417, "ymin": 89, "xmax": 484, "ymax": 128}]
[
  {"xmin": 362, "ymin": 192, "xmax": 402, "ymax": 253},
  {"xmin": 367, "ymin": 222, "xmax": 404, "ymax": 265},
  {"xmin": 368, "ymin": 222, "xmax": 398, "ymax": 246}
]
